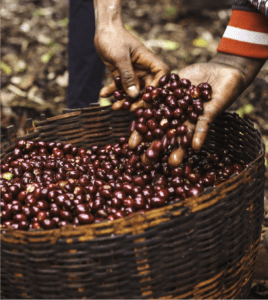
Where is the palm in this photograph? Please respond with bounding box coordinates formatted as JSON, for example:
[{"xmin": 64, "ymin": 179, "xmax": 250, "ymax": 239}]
[
  {"xmin": 178, "ymin": 62, "xmax": 244, "ymax": 149},
  {"xmin": 164, "ymin": 62, "xmax": 245, "ymax": 167},
  {"xmin": 179, "ymin": 62, "xmax": 244, "ymax": 113}
]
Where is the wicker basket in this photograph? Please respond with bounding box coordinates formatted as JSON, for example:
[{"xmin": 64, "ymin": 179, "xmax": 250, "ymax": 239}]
[{"xmin": 1, "ymin": 107, "xmax": 265, "ymax": 299}]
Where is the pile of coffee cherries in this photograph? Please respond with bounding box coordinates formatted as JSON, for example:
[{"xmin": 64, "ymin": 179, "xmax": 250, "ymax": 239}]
[
  {"xmin": 113, "ymin": 73, "xmax": 212, "ymax": 162},
  {"xmin": 1, "ymin": 137, "xmax": 246, "ymax": 231}
]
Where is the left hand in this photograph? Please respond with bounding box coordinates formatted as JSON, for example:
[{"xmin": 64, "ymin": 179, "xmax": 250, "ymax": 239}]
[{"xmin": 129, "ymin": 52, "xmax": 263, "ymax": 167}]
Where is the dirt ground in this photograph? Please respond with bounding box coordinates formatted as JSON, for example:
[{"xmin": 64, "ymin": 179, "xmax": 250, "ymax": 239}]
[{"xmin": 1, "ymin": 0, "xmax": 268, "ymax": 297}]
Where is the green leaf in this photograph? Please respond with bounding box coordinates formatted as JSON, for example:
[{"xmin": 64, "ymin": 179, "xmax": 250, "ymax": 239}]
[
  {"xmin": 41, "ymin": 52, "xmax": 54, "ymax": 63},
  {"xmin": 165, "ymin": 6, "xmax": 177, "ymax": 18},
  {"xmin": 33, "ymin": 9, "xmax": 43, "ymax": 17},
  {"xmin": 57, "ymin": 18, "xmax": 68, "ymax": 27},
  {"xmin": 236, "ymin": 104, "xmax": 254, "ymax": 117},
  {"xmin": 124, "ymin": 24, "xmax": 132, "ymax": 31},
  {"xmin": 51, "ymin": 43, "xmax": 60, "ymax": 53},
  {"xmin": 163, "ymin": 40, "xmax": 179, "ymax": 50},
  {"xmin": 193, "ymin": 38, "xmax": 208, "ymax": 48},
  {"xmin": 1, "ymin": 62, "xmax": 12, "ymax": 75},
  {"xmin": 99, "ymin": 98, "xmax": 112, "ymax": 107},
  {"xmin": 46, "ymin": 40, "xmax": 55, "ymax": 46}
]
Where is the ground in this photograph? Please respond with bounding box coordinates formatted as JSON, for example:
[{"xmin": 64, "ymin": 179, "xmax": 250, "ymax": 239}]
[{"xmin": 1, "ymin": 0, "xmax": 268, "ymax": 297}]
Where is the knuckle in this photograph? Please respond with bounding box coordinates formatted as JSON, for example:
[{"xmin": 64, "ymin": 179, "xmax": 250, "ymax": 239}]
[
  {"xmin": 122, "ymin": 70, "xmax": 135, "ymax": 86},
  {"xmin": 162, "ymin": 64, "xmax": 170, "ymax": 74}
]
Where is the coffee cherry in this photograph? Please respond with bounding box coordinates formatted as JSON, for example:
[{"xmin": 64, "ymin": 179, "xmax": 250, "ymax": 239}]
[
  {"xmin": 142, "ymin": 93, "xmax": 152, "ymax": 103},
  {"xmin": 159, "ymin": 74, "xmax": 170, "ymax": 86},
  {"xmin": 41, "ymin": 219, "xmax": 55, "ymax": 230},
  {"xmin": 114, "ymin": 90, "xmax": 124, "ymax": 100},
  {"xmin": 135, "ymin": 123, "xmax": 148, "ymax": 135},
  {"xmin": 187, "ymin": 187, "xmax": 202, "ymax": 197},
  {"xmin": 145, "ymin": 149, "xmax": 158, "ymax": 162},
  {"xmin": 201, "ymin": 89, "xmax": 211, "ymax": 101},
  {"xmin": 122, "ymin": 100, "xmax": 131, "ymax": 110},
  {"xmin": 167, "ymin": 129, "xmax": 177, "ymax": 139},
  {"xmin": 188, "ymin": 111, "xmax": 199, "ymax": 124},
  {"xmin": 190, "ymin": 87, "xmax": 201, "ymax": 99},
  {"xmin": 150, "ymin": 196, "xmax": 165, "ymax": 208},
  {"xmin": 147, "ymin": 119, "xmax": 158, "ymax": 131},
  {"xmin": 180, "ymin": 78, "xmax": 191, "ymax": 88},
  {"xmin": 153, "ymin": 109, "xmax": 163, "ymax": 120},
  {"xmin": 151, "ymin": 89, "xmax": 161, "ymax": 101},
  {"xmin": 177, "ymin": 125, "xmax": 188, "ymax": 136},
  {"xmin": 173, "ymin": 108, "xmax": 183, "ymax": 119},
  {"xmin": 152, "ymin": 128, "xmax": 164, "ymax": 139},
  {"xmin": 180, "ymin": 134, "xmax": 192, "ymax": 148},
  {"xmin": 170, "ymin": 73, "xmax": 179, "ymax": 82},
  {"xmin": 114, "ymin": 76, "xmax": 122, "ymax": 89}
]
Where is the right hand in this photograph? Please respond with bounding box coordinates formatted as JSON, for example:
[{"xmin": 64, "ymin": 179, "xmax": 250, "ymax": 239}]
[{"xmin": 94, "ymin": 23, "xmax": 169, "ymax": 108}]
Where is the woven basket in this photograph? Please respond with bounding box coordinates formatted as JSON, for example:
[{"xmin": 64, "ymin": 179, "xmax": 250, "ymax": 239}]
[{"xmin": 1, "ymin": 107, "xmax": 265, "ymax": 299}]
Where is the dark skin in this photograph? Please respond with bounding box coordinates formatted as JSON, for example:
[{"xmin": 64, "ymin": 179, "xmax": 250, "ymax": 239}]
[
  {"xmin": 166, "ymin": 53, "xmax": 266, "ymax": 166},
  {"xmin": 102, "ymin": 50, "xmax": 265, "ymax": 167},
  {"xmin": 94, "ymin": 20, "xmax": 170, "ymax": 100},
  {"xmin": 94, "ymin": 1, "xmax": 266, "ymax": 166}
]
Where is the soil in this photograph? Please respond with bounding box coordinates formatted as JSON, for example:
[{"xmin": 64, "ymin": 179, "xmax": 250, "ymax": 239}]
[{"xmin": 1, "ymin": 0, "xmax": 268, "ymax": 297}]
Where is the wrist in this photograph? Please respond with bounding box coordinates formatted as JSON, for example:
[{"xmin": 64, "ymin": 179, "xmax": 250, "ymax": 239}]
[
  {"xmin": 93, "ymin": 0, "xmax": 123, "ymax": 31},
  {"xmin": 211, "ymin": 52, "xmax": 266, "ymax": 88}
]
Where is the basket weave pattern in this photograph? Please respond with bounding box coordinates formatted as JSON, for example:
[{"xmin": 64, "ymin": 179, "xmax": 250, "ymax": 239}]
[{"xmin": 1, "ymin": 110, "xmax": 265, "ymax": 299}]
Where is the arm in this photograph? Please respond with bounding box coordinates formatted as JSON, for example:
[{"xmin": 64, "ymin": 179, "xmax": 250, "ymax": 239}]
[
  {"xmin": 93, "ymin": 0, "xmax": 169, "ymax": 100},
  {"xmin": 164, "ymin": 2, "xmax": 268, "ymax": 167},
  {"xmin": 167, "ymin": 44, "xmax": 267, "ymax": 166}
]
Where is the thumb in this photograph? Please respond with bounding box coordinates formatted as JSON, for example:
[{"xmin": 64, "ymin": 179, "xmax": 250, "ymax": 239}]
[
  {"xmin": 192, "ymin": 110, "xmax": 216, "ymax": 152},
  {"xmin": 117, "ymin": 59, "xmax": 140, "ymax": 98}
]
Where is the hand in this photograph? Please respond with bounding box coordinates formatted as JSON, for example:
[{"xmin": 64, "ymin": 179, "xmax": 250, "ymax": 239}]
[
  {"xmin": 167, "ymin": 61, "xmax": 245, "ymax": 167},
  {"xmin": 94, "ymin": 23, "xmax": 169, "ymax": 106},
  {"xmin": 168, "ymin": 53, "xmax": 265, "ymax": 167},
  {"xmin": 129, "ymin": 53, "xmax": 265, "ymax": 167}
]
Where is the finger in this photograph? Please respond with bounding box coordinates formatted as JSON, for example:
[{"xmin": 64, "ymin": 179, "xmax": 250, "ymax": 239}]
[
  {"xmin": 116, "ymin": 58, "xmax": 140, "ymax": 98},
  {"xmin": 191, "ymin": 110, "xmax": 216, "ymax": 152},
  {"xmin": 100, "ymin": 81, "xmax": 117, "ymax": 98},
  {"xmin": 168, "ymin": 121, "xmax": 195, "ymax": 167},
  {"xmin": 149, "ymin": 64, "xmax": 170, "ymax": 87},
  {"xmin": 143, "ymin": 74, "xmax": 154, "ymax": 88},
  {"xmin": 141, "ymin": 153, "xmax": 154, "ymax": 165},
  {"xmin": 112, "ymin": 99, "xmax": 125, "ymax": 111},
  {"xmin": 130, "ymin": 100, "xmax": 144, "ymax": 111},
  {"xmin": 168, "ymin": 147, "xmax": 185, "ymax": 168},
  {"xmin": 144, "ymin": 102, "xmax": 152, "ymax": 109},
  {"xmin": 128, "ymin": 130, "xmax": 143, "ymax": 149}
]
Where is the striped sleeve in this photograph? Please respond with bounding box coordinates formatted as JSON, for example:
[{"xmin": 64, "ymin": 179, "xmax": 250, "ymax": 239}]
[{"xmin": 217, "ymin": 10, "xmax": 268, "ymax": 59}]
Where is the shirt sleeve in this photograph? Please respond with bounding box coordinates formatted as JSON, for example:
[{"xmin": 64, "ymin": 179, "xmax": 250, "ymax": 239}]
[{"xmin": 217, "ymin": 9, "xmax": 268, "ymax": 59}]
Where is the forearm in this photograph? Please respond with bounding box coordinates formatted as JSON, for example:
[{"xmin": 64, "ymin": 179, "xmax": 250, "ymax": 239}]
[
  {"xmin": 93, "ymin": 0, "xmax": 123, "ymax": 31},
  {"xmin": 210, "ymin": 52, "xmax": 266, "ymax": 90}
]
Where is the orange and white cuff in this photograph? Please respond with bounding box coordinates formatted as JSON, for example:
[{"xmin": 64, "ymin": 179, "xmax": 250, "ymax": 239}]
[{"xmin": 217, "ymin": 10, "xmax": 268, "ymax": 59}]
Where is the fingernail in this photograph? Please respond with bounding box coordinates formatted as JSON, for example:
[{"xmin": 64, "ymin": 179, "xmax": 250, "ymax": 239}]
[{"xmin": 127, "ymin": 86, "xmax": 139, "ymax": 98}]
